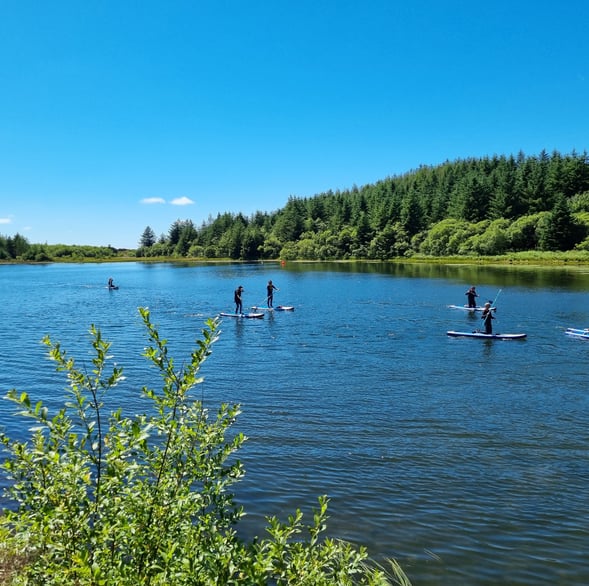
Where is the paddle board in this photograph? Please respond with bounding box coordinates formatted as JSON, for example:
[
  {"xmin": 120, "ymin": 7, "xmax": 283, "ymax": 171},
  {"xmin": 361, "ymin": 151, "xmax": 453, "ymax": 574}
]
[
  {"xmin": 565, "ymin": 327, "xmax": 589, "ymax": 339},
  {"xmin": 219, "ymin": 312, "xmax": 264, "ymax": 319},
  {"xmin": 447, "ymin": 330, "xmax": 526, "ymax": 340},
  {"xmin": 251, "ymin": 305, "xmax": 295, "ymax": 312},
  {"xmin": 448, "ymin": 304, "xmax": 496, "ymax": 312},
  {"xmin": 107, "ymin": 286, "xmax": 119, "ymax": 290}
]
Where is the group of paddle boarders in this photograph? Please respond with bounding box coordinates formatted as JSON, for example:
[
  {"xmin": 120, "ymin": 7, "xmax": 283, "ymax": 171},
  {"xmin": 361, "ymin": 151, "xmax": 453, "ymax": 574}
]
[
  {"xmin": 465, "ymin": 285, "xmax": 496, "ymax": 333},
  {"xmin": 234, "ymin": 280, "xmax": 279, "ymax": 314}
]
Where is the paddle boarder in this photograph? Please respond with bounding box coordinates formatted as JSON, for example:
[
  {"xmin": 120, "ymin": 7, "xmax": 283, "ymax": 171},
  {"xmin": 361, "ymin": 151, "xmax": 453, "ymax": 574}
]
[
  {"xmin": 465, "ymin": 286, "xmax": 478, "ymax": 308},
  {"xmin": 234, "ymin": 285, "xmax": 244, "ymax": 314},
  {"xmin": 108, "ymin": 277, "xmax": 115, "ymax": 289},
  {"xmin": 266, "ymin": 280, "xmax": 279, "ymax": 307},
  {"xmin": 481, "ymin": 302, "xmax": 495, "ymax": 334}
]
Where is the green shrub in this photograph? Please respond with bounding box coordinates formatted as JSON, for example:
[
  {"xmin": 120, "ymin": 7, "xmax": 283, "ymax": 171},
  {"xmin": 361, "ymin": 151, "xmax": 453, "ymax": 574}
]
[{"xmin": 0, "ymin": 308, "xmax": 407, "ymax": 585}]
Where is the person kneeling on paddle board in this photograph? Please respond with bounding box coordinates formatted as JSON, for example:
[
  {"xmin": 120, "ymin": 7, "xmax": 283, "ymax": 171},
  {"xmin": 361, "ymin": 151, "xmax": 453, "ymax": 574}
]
[
  {"xmin": 234, "ymin": 285, "xmax": 244, "ymax": 314},
  {"xmin": 481, "ymin": 302, "xmax": 495, "ymax": 334}
]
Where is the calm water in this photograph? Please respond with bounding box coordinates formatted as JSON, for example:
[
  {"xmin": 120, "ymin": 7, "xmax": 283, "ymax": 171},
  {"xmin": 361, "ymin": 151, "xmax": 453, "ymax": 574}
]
[{"xmin": 1, "ymin": 261, "xmax": 589, "ymax": 585}]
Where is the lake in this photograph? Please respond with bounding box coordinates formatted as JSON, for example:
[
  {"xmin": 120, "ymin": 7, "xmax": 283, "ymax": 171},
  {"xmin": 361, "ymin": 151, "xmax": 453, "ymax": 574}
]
[{"xmin": 1, "ymin": 260, "xmax": 589, "ymax": 585}]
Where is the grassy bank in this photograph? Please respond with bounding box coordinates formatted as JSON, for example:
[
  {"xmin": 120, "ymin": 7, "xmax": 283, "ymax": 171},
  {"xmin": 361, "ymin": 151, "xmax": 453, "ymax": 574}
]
[{"xmin": 4, "ymin": 250, "xmax": 589, "ymax": 266}]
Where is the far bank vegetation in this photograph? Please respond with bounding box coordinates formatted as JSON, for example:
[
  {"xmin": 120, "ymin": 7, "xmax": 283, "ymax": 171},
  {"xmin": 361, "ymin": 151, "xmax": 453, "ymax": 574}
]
[{"xmin": 3, "ymin": 150, "xmax": 589, "ymax": 262}]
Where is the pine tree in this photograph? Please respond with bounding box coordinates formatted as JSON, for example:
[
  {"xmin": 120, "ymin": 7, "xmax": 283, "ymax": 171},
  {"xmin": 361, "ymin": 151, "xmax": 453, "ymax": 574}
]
[
  {"xmin": 139, "ymin": 226, "xmax": 156, "ymax": 248},
  {"xmin": 538, "ymin": 196, "xmax": 586, "ymax": 251}
]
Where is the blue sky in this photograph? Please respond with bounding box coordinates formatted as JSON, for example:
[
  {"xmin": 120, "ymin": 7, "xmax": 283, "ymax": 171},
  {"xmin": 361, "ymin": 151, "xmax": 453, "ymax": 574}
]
[{"xmin": 1, "ymin": 1, "xmax": 587, "ymax": 249}]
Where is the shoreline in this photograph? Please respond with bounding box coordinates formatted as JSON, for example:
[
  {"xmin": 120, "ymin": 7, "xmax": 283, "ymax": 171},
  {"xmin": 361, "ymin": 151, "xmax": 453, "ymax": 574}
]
[{"xmin": 3, "ymin": 252, "xmax": 589, "ymax": 267}]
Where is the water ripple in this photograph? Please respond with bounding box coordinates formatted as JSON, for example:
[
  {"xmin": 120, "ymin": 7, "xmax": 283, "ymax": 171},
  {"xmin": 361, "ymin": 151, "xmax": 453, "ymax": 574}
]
[{"xmin": 2, "ymin": 262, "xmax": 589, "ymax": 585}]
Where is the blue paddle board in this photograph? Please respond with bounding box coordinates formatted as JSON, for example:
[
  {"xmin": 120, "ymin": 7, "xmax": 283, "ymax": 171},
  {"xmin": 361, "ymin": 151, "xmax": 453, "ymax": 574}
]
[
  {"xmin": 219, "ymin": 312, "xmax": 264, "ymax": 319},
  {"xmin": 565, "ymin": 327, "xmax": 589, "ymax": 339},
  {"xmin": 447, "ymin": 330, "xmax": 526, "ymax": 340},
  {"xmin": 251, "ymin": 305, "xmax": 295, "ymax": 311},
  {"xmin": 448, "ymin": 304, "xmax": 496, "ymax": 312}
]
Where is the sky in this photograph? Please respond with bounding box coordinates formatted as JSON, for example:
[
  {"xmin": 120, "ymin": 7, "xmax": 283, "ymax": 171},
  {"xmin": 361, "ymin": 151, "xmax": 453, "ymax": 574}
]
[{"xmin": 1, "ymin": 1, "xmax": 588, "ymax": 249}]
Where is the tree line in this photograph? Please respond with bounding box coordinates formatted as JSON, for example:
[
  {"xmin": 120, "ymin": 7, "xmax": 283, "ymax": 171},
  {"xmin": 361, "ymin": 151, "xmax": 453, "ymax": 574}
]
[
  {"xmin": 3, "ymin": 149, "xmax": 589, "ymax": 261},
  {"xmin": 136, "ymin": 149, "xmax": 589, "ymax": 260},
  {"xmin": 0, "ymin": 235, "xmax": 122, "ymax": 261}
]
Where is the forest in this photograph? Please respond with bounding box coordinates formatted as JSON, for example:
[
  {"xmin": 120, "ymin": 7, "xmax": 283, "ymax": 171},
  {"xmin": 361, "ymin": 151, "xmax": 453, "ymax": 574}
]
[{"xmin": 3, "ymin": 150, "xmax": 589, "ymax": 262}]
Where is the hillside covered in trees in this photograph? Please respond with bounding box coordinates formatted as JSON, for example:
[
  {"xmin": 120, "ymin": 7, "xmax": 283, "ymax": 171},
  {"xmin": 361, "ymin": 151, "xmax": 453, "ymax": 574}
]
[
  {"xmin": 136, "ymin": 150, "xmax": 589, "ymax": 261},
  {"xmin": 3, "ymin": 150, "xmax": 589, "ymax": 262}
]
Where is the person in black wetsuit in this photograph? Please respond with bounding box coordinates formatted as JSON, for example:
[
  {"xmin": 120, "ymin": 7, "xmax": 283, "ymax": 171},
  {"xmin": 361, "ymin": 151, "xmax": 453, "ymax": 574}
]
[
  {"xmin": 266, "ymin": 280, "xmax": 278, "ymax": 307},
  {"xmin": 481, "ymin": 302, "xmax": 495, "ymax": 334},
  {"xmin": 465, "ymin": 286, "xmax": 478, "ymax": 308},
  {"xmin": 234, "ymin": 285, "xmax": 244, "ymax": 314}
]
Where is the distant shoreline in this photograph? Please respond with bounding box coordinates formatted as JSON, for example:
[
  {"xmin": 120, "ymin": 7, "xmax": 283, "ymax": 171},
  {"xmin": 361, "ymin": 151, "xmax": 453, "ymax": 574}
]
[{"xmin": 3, "ymin": 252, "xmax": 589, "ymax": 267}]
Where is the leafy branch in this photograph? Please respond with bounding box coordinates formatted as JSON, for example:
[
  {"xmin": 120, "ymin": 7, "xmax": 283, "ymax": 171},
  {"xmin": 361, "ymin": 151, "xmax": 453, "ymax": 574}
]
[{"xmin": 0, "ymin": 308, "xmax": 407, "ymax": 585}]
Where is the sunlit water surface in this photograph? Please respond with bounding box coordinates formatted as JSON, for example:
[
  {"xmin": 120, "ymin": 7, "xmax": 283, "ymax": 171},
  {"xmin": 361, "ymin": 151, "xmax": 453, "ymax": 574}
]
[{"xmin": 1, "ymin": 261, "xmax": 588, "ymax": 585}]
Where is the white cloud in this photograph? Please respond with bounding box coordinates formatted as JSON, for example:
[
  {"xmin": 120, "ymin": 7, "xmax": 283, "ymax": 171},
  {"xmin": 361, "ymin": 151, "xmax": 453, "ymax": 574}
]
[
  {"xmin": 0, "ymin": 217, "xmax": 12, "ymax": 224},
  {"xmin": 170, "ymin": 196, "xmax": 195, "ymax": 206},
  {"xmin": 140, "ymin": 196, "xmax": 195, "ymax": 206},
  {"xmin": 141, "ymin": 197, "xmax": 166, "ymax": 204}
]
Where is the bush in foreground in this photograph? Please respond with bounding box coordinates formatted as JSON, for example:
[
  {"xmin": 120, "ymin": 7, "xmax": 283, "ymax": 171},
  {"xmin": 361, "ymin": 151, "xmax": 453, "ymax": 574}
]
[{"xmin": 0, "ymin": 308, "xmax": 409, "ymax": 585}]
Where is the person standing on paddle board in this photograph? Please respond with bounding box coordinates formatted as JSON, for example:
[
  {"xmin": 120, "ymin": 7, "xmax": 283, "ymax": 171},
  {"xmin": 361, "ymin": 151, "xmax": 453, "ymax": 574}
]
[
  {"xmin": 266, "ymin": 280, "xmax": 279, "ymax": 307},
  {"xmin": 481, "ymin": 302, "xmax": 495, "ymax": 334},
  {"xmin": 234, "ymin": 285, "xmax": 244, "ymax": 314},
  {"xmin": 465, "ymin": 286, "xmax": 478, "ymax": 308}
]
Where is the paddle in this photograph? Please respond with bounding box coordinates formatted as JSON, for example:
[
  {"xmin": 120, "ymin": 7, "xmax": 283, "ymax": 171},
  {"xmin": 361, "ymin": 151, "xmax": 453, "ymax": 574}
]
[
  {"xmin": 490, "ymin": 289, "xmax": 502, "ymax": 311},
  {"xmin": 478, "ymin": 291, "xmax": 501, "ymax": 333},
  {"xmin": 253, "ymin": 295, "xmax": 270, "ymax": 309}
]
